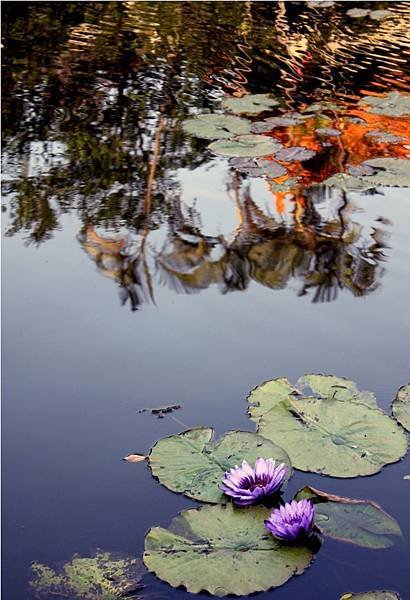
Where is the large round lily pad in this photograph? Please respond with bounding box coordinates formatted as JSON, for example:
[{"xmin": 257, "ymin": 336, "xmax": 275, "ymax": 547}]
[
  {"xmin": 144, "ymin": 503, "xmax": 314, "ymax": 596},
  {"xmin": 340, "ymin": 592, "xmax": 401, "ymax": 600},
  {"xmin": 257, "ymin": 395, "xmax": 408, "ymax": 477},
  {"xmin": 392, "ymin": 383, "xmax": 410, "ymax": 431},
  {"xmin": 297, "ymin": 374, "xmax": 378, "ymax": 407},
  {"xmin": 209, "ymin": 134, "xmax": 280, "ymax": 157},
  {"xmin": 222, "ymin": 94, "xmax": 279, "ymax": 115},
  {"xmin": 149, "ymin": 428, "xmax": 291, "ymax": 503},
  {"xmin": 30, "ymin": 551, "xmax": 144, "ymax": 599},
  {"xmin": 182, "ymin": 114, "xmax": 251, "ymax": 139},
  {"xmin": 360, "ymin": 92, "xmax": 410, "ymax": 117},
  {"xmin": 295, "ymin": 487, "xmax": 402, "ymax": 548}
]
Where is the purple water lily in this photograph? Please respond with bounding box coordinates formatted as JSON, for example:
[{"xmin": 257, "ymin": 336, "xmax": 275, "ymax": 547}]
[
  {"xmin": 265, "ymin": 499, "xmax": 315, "ymax": 541},
  {"xmin": 220, "ymin": 458, "xmax": 287, "ymax": 506}
]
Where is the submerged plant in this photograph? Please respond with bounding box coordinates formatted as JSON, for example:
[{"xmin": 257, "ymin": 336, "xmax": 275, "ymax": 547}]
[
  {"xmin": 220, "ymin": 458, "xmax": 287, "ymax": 506},
  {"xmin": 265, "ymin": 499, "xmax": 315, "ymax": 541}
]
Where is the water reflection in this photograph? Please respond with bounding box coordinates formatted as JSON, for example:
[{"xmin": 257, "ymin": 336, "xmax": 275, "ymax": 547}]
[{"xmin": 2, "ymin": 1, "xmax": 408, "ymax": 307}]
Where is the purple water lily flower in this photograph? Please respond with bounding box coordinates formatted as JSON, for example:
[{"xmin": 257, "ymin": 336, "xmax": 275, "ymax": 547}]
[
  {"xmin": 220, "ymin": 458, "xmax": 288, "ymax": 506},
  {"xmin": 265, "ymin": 499, "xmax": 315, "ymax": 541}
]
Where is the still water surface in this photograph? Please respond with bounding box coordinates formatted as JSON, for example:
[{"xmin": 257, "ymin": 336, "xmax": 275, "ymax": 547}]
[{"xmin": 2, "ymin": 2, "xmax": 410, "ymax": 599}]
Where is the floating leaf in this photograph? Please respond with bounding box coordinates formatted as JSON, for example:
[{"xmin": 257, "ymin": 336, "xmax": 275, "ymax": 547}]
[
  {"xmin": 229, "ymin": 157, "xmax": 263, "ymax": 176},
  {"xmin": 303, "ymin": 101, "xmax": 340, "ymax": 113},
  {"xmin": 369, "ymin": 9, "xmax": 393, "ymax": 21},
  {"xmin": 316, "ymin": 127, "xmax": 341, "ymax": 137},
  {"xmin": 144, "ymin": 503, "xmax": 314, "ymax": 596},
  {"xmin": 251, "ymin": 121, "xmax": 275, "ymax": 134},
  {"xmin": 392, "ymin": 383, "xmax": 410, "ymax": 431},
  {"xmin": 347, "ymin": 8, "xmax": 370, "ymax": 18},
  {"xmin": 268, "ymin": 177, "xmax": 301, "ymax": 191},
  {"xmin": 297, "ymin": 374, "xmax": 378, "ymax": 408},
  {"xmin": 209, "ymin": 134, "xmax": 281, "ymax": 157},
  {"xmin": 265, "ymin": 113, "xmax": 307, "ymax": 127},
  {"xmin": 222, "ymin": 94, "xmax": 279, "ymax": 115},
  {"xmin": 182, "ymin": 114, "xmax": 251, "ymax": 139},
  {"xmin": 340, "ymin": 592, "xmax": 401, "ymax": 600},
  {"xmin": 275, "ymin": 146, "xmax": 316, "ymax": 162},
  {"xmin": 123, "ymin": 454, "xmax": 147, "ymax": 463},
  {"xmin": 323, "ymin": 158, "xmax": 410, "ymax": 190},
  {"xmin": 149, "ymin": 428, "xmax": 291, "ymax": 503},
  {"xmin": 256, "ymin": 159, "xmax": 288, "ymax": 177},
  {"xmin": 347, "ymin": 164, "xmax": 375, "ymax": 177},
  {"xmin": 365, "ymin": 131, "xmax": 406, "ymax": 144},
  {"xmin": 257, "ymin": 394, "xmax": 408, "ymax": 477},
  {"xmin": 30, "ymin": 551, "xmax": 145, "ymax": 599},
  {"xmin": 247, "ymin": 377, "xmax": 299, "ymax": 423},
  {"xmin": 360, "ymin": 92, "xmax": 410, "ymax": 117},
  {"xmin": 295, "ymin": 487, "xmax": 402, "ymax": 548}
]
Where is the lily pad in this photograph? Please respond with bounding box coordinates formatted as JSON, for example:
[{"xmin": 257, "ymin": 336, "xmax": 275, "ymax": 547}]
[
  {"xmin": 251, "ymin": 121, "xmax": 275, "ymax": 134},
  {"xmin": 256, "ymin": 159, "xmax": 288, "ymax": 178},
  {"xmin": 144, "ymin": 503, "xmax": 314, "ymax": 596},
  {"xmin": 149, "ymin": 428, "xmax": 292, "ymax": 503},
  {"xmin": 257, "ymin": 394, "xmax": 408, "ymax": 477},
  {"xmin": 347, "ymin": 8, "xmax": 370, "ymax": 18},
  {"xmin": 297, "ymin": 374, "xmax": 378, "ymax": 408},
  {"xmin": 365, "ymin": 131, "xmax": 406, "ymax": 144},
  {"xmin": 229, "ymin": 157, "xmax": 264, "ymax": 177},
  {"xmin": 265, "ymin": 113, "xmax": 307, "ymax": 127},
  {"xmin": 222, "ymin": 94, "xmax": 279, "ymax": 115},
  {"xmin": 268, "ymin": 177, "xmax": 301, "ymax": 191},
  {"xmin": 275, "ymin": 146, "xmax": 316, "ymax": 162},
  {"xmin": 323, "ymin": 158, "xmax": 410, "ymax": 190},
  {"xmin": 369, "ymin": 9, "xmax": 393, "ymax": 21},
  {"xmin": 295, "ymin": 487, "xmax": 402, "ymax": 549},
  {"xmin": 392, "ymin": 383, "xmax": 410, "ymax": 431},
  {"xmin": 316, "ymin": 127, "xmax": 341, "ymax": 137},
  {"xmin": 247, "ymin": 377, "xmax": 299, "ymax": 423},
  {"xmin": 182, "ymin": 114, "xmax": 251, "ymax": 139},
  {"xmin": 340, "ymin": 593, "xmax": 401, "ymax": 600},
  {"xmin": 209, "ymin": 134, "xmax": 280, "ymax": 157},
  {"xmin": 30, "ymin": 551, "xmax": 145, "ymax": 599},
  {"xmin": 303, "ymin": 101, "xmax": 340, "ymax": 113},
  {"xmin": 347, "ymin": 164, "xmax": 375, "ymax": 177},
  {"xmin": 360, "ymin": 92, "xmax": 410, "ymax": 117}
]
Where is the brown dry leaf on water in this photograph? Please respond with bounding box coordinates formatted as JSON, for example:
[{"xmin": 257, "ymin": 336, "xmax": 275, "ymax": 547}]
[{"xmin": 123, "ymin": 454, "xmax": 147, "ymax": 463}]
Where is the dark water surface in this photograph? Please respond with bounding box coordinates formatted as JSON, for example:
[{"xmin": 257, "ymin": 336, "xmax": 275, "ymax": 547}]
[{"xmin": 2, "ymin": 2, "xmax": 410, "ymax": 599}]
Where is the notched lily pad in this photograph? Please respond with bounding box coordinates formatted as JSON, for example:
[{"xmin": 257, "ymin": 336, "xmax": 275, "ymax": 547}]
[
  {"xmin": 182, "ymin": 114, "xmax": 251, "ymax": 139},
  {"xmin": 222, "ymin": 94, "xmax": 279, "ymax": 115},
  {"xmin": 316, "ymin": 127, "xmax": 341, "ymax": 137},
  {"xmin": 392, "ymin": 383, "xmax": 410, "ymax": 431},
  {"xmin": 248, "ymin": 374, "xmax": 408, "ymax": 477},
  {"xmin": 229, "ymin": 157, "xmax": 264, "ymax": 177},
  {"xmin": 30, "ymin": 551, "xmax": 145, "ymax": 599},
  {"xmin": 275, "ymin": 146, "xmax": 316, "ymax": 162},
  {"xmin": 209, "ymin": 134, "xmax": 281, "ymax": 157},
  {"xmin": 369, "ymin": 9, "xmax": 393, "ymax": 21},
  {"xmin": 365, "ymin": 131, "xmax": 406, "ymax": 144},
  {"xmin": 347, "ymin": 8, "xmax": 370, "ymax": 18},
  {"xmin": 149, "ymin": 427, "xmax": 292, "ymax": 503},
  {"xmin": 295, "ymin": 487, "xmax": 402, "ymax": 549},
  {"xmin": 323, "ymin": 158, "xmax": 410, "ymax": 190},
  {"xmin": 340, "ymin": 592, "xmax": 401, "ymax": 600},
  {"xmin": 144, "ymin": 503, "xmax": 314, "ymax": 596},
  {"xmin": 360, "ymin": 92, "xmax": 410, "ymax": 117}
]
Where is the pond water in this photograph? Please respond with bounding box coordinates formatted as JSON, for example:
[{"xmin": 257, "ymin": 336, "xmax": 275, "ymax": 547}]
[{"xmin": 2, "ymin": 2, "xmax": 410, "ymax": 599}]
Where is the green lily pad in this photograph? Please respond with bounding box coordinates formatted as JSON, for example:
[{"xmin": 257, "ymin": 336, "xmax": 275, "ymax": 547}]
[
  {"xmin": 275, "ymin": 146, "xmax": 316, "ymax": 162},
  {"xmin": 323, "ymin": 158, "xmax": 410, "ymax": 190},
  {"xmin": 347, "ymin": 8, "xmax": 370, "ymax": 18},
  {"xmin": 369, "ymin": 9, "xmax": 393, "ymax": 21},
  {"xmin": 182, "ymin": 114, "xmax": 251, "ymax": 139},
  {"xmin": 251, "ymin": 121, "xmax": 275, "ymax": 134},
  {"xmin": 247, "ymin": 377, "xmax": 299, "ymax": 423},
  {"xmin": 149, "ymin": 428, "xmax": 292, "ymax": 503},
  {"xmin": 360, "ymin": 92, "xmax": 410, "ymax": 117},
  {"xmin": 265, "ymin": 112, "xmax": 307, "ymax": 127},
  {"xmin": 209, "ymin": 134, "xmax": 280, "ymax": 157},
  {"xmin": 297, "ymin": 374, "xmax": 378, "ymax": 407},
  {"xmin": 257, "ymin": 394, "xmax": 408, "ymax": 476},
  {"xmin": 295, "ymin": 487, "xmax": 402, "ymax": 549},
  {"xmin": 30, "ymin": 551, "xmax": 144, "ymax": 599},
  {"xmin": 144, "ymin": 503, "xmax": 314, "ymax": 596},
  {"xmin": 222, "ymin": 94, "xmax": 279, "ymax": 115},
  {"xmin": 303, "ymin": 101, "xmax": 340, "ymax": 113},
  {"xmin": 392, "ymin": 383, "xmax": 410, "ymax": 431},
  {"xmin": 340, "ymin": 592, "xmax": 401, "ymax": 600},
  {"xmin": 316, "ymin": 127, "xmax": 341, "ymax": 137},
  {"xmin": 365, "ymin": 131, "xmax": 405, "ymax": 144},
  {"xmin": 256, "ymin": 159, "xmax": 288, "ymax": 177},
  {"xmin": 268, "ymin": 177, "xmax": 301, "ymax": 191}
]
